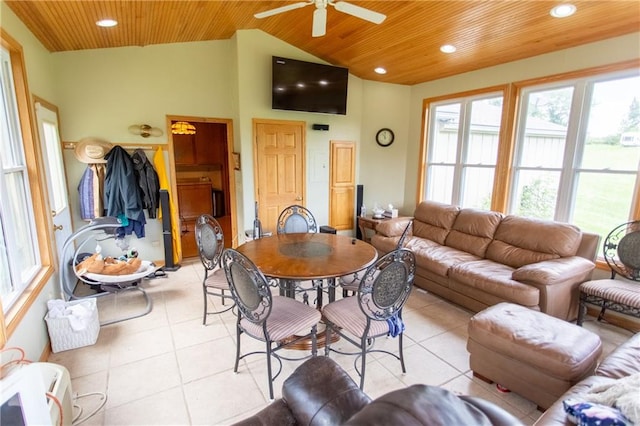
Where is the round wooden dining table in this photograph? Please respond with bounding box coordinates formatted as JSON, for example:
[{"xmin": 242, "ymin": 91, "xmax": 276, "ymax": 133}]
[{"xmin": 236, "ymin": 232, "xmax": 378, "ymax": 305}]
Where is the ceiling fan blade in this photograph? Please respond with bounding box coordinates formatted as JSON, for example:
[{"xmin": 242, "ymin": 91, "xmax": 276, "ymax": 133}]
[
  {"xmin": 254, "ymin": 1, "xmax": 311, "ymax": 19},
  {"xmin": 333, "ymin": 1, "xmax": 386, "ymax": 24},
  {"xmin": 312, "ymin": 7, "xmax": 327, "ymax": 37}
]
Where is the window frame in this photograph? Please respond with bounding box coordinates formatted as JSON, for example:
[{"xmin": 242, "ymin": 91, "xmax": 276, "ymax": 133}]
[
  {"xmin": 509, "ymin": 62, "xmax": 640, "ymax": 224},
  {"xmin": 0, "ymin": 29, "xmax": 55, "ymax": 346},
  {"xmin": 417, "ymin": 85, "xmax": 511, "ymax": 210}
]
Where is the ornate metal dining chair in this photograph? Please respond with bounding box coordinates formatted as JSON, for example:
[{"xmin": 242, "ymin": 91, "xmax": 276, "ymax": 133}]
[
  {"xmin": 277, "ymin": 205, "xmax": 318, "ymax": 234},
  {"xmin": 323, "ymin": 248, "xmax": 416, "ymax": 390},
  {"xmin": 195, "ymin": 214, "xmax": 234, "ymax": 325},
  {"xmin": 577, "ymin": 220, "xmax": 640, "ymax": 326},
  {"xmin": 340, "ymin": 219, "xmax": 413, "ymax": 297},
  {"xmin": 221, "ymin": 248, "xmax": 321, "ymax": 400},
  {"xmin": 276, "ymin": 204, "xmax": 320, "ymax": 304}
]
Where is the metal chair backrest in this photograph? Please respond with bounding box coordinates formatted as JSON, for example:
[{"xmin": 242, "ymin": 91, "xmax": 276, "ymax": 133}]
[
  {"xmin": 397, "ymin": 219, "xmax": 413, "ymax": 249},
  {"xmin": 603, "ymin": 220, "xmax": 640, "ymax": 281},
  {"xmin": 195, "ymin": 214, "xmax": 224, "ymax": 271},
  {"xmin": 221, "ymin": 249, "xmax": 273, "ymax": 324},
  {"xmin": 358, "ymin": 248, "xmax": 415, "ymax": 321},
  {"xmin": 277, "ymin": 205, "xmax": 318, "ymax": 234}
]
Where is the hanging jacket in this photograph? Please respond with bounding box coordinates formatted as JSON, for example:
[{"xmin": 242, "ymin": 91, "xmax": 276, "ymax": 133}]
[
  {"xmin": 78, "ymin": 164, "xmax": 106, "ymax": 220},
  {"xmin": 131, "ymin": 149, "xmax": 160, "ymax": 219},
  {"xmin": 104, "ymin": 146, "xmax": 146, "ymax": 237}
]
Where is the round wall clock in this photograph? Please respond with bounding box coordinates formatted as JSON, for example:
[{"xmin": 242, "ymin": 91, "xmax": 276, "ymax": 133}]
[{"xmin": 376, "ymin": 128, "xmax": 395, "ymax": 147}]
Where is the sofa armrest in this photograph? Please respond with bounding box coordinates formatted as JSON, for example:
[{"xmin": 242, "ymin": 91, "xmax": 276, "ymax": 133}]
[
  {"xmin": 596, "ymin": 333, "xmax": 640, "ymax": 379},
  {"xmin": 512, "ymin": 257, "xmax": 595, "ymax": 286},
  {"xmin": 282, "ymin": 356, "xmax": 371, "ymax": 425},
  {"xmin": 374, "ymin": 217, "xmax": 413, "ymax": 237},
  {"xmin": 513, "ymin": 257, "xmax": 596, "ymax": 319}
]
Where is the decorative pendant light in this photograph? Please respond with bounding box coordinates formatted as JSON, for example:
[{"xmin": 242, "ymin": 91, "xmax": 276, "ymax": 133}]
[{"xmin": 171, "ymin": 121, "xmax": 196, "ymax": 135}]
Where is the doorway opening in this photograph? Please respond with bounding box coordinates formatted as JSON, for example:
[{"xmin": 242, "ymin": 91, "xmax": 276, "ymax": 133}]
[{"xmin": 167, "ymin": 116, "xmax": 237, "ymax": 261}]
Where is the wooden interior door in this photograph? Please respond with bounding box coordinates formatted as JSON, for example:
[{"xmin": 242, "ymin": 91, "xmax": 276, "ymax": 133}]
[
  {"xmin": 329, "ymin": 141, "xmax": 355, "ymax": 230},
  {"xmin": 253, "ymin": 119, "xmax": 305, "ymax": 234}
]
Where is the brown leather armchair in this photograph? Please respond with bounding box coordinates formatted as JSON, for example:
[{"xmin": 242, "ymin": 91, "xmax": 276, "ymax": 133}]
[{"xmin": 234, "ymin": 356, "xmax": 523, "ymax": 426}]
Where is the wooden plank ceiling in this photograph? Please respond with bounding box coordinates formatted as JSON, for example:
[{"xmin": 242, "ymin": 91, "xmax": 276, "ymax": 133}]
[{"xmin": 5, "ymin": 1, "xmax": 639, "ymax": 85}]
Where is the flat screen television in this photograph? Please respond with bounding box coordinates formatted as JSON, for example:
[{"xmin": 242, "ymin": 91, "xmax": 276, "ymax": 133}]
[{"xmin": 272, "ymin": 56, "xmax": 348, "ymax": 115}]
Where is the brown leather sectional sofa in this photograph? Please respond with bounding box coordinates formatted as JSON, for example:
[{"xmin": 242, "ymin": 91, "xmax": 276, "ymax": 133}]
[
  {"xmin": 534, "ymin": 332, "xmax": 640, "ymax": 425},
  {"xmin": 370, "ymin": 201, "xmax": 600, "ymax": 320},
  {"xmin": 234, "ymin": 356, "xmax": 523, "ymax": 425}
]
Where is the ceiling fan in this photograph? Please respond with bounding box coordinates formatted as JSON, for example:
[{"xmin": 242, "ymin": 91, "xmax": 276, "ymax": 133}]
[{"xmin": 254, "ymin": 0, "xmax": 386, "ymax": 37}]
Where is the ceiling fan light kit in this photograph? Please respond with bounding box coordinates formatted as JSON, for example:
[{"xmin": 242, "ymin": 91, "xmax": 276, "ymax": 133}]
[
  {"xmin": 128, "ymin": 124, "xmax": 163, "ymax": 138},
  {"xmin": 255, "ymin": 0, "xmax": 386, "ymax": 37}
]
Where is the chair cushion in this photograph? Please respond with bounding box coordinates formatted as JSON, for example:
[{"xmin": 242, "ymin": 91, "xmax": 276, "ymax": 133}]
[
  {"xmin": 322, "ymin": 297, "xmax": 388, "ymax": 338},
  {"xmin": 241, "ymin": 296, "xmax": 321, "ymax": 342},
  {"xmin": 204, "ymin": 267, "xmax": 230, "ymax": 290},
  {"xmin": 580, "ymin": 279, "xmax": 640, "ymax": 308}
]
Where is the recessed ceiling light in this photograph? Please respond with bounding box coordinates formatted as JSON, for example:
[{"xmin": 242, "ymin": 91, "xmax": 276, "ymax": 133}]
[
  {"xmin": 319, "ymin": 80, "xmax": 329, "ymax": 86},
  {"xmin": 374, "ymin": 67, "xmax": 387, "ymax": 74},
  {"xmin": 440, "ymin": 44, "xmax": 457, "ymax": 54},
  {"xmin": 96, "ymin": 19, "xmax": 118, "ymax": 27},
  {"xmin": 550, "ymin": 4, "xmax": 576, "ymax": 18}
]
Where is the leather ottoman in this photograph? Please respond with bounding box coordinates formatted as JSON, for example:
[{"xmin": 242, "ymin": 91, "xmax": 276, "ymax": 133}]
[{"xmin": 467, "ymin": 302, "xmax": 602, "ymax": 410}]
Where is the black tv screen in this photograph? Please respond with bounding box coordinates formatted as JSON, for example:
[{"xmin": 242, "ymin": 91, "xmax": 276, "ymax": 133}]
[{"xmin": 272, "ymin": 56, "xmax": 348, "ymax": 115}]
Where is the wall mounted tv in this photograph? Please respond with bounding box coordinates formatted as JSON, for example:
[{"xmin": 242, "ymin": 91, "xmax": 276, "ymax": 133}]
[{"xmin": 272, "ymin": 56, "xmax": 349, "ymax": 115}]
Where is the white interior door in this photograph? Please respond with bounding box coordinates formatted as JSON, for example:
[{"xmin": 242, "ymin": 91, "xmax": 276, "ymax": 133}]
[{"xmin": 35, "ymin": 100, "xmax": 72, "ymax": 263}]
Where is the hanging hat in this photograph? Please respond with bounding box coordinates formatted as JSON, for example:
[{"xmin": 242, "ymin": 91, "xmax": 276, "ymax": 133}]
[{"xmin": 74, "ymin": 137, "xmax": 113, "ymax": 163}]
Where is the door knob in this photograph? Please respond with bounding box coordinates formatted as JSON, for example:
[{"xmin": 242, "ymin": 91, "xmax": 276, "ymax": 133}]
[
  {"xmin": 295, "ymin": 196, "xmax": 302, "ymax": 201},
  {"xmin": 53, "ymin": 224, "xmax": 63, "ymax": 231}
]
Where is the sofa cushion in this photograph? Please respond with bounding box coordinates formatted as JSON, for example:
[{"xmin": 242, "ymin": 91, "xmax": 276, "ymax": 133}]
[
  {"xmin": 445, "ymin": 209, "xmax": 503, "ymax": 258},
  {"xmin": 449, "ymin": 260, "xmax": 540, "ymax": 306},
  {"xmin": 412, "ymin": 201, "xmax": 460, "ymax": 244},
  {"xmin": 406, "ymin": 238, "xmax": 479, "ymax": 278},
  {"xmin": 344, "ymin": 384, "xmax": 521, "ymax": 426},
  {"xmin": 486, "ymin": 216, "xmax": 582, "ymax": 268}
]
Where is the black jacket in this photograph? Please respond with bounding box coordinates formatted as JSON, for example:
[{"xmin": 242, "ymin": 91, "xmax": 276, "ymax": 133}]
[
  {"xmin": 131, "ymin": 149, "xmax": 160, "ymax": 219},
  {"xmin": 104, "ymin": 146, "xmax": 144, "ymax": 222}
]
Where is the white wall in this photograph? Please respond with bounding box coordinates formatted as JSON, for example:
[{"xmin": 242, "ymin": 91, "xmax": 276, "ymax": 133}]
[
  {"xmin": 359, "ymin": 80, "xmax": 412, "ymax": 215},
  {"xmin": 52, "ymin": 40, "xmax": 237, "ymax": 260},
  {"xmin": 234, "ymin": 30, "xmax": 367, "ymax": 234}
]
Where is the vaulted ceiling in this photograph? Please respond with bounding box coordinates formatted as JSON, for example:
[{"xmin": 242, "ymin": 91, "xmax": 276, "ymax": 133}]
[{"xmin": 5, "ymin": 1, "xmax": 639, "ymax": 85}]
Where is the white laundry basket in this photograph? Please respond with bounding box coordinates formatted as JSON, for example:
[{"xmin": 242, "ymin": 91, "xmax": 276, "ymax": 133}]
[{"xmin": 45, "ymin": 298, "xmax": 100, "ymax": 353}]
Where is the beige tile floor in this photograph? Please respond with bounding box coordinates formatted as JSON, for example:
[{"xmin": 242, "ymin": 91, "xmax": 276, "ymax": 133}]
[{"xmin": 48, "ymin": 259, "xmax": 635, "ymax": 425}]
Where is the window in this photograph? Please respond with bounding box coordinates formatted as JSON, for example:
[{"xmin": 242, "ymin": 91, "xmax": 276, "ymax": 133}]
[
  {"xmin": 510, "ymin": 71, "xmax": 640, "ymax": 237},
  {"xmin": 423, "ymin": 90, "xmax": 504, "ymax": 209},
  {"xmin": 0, "ymin": 46, "xmax": 41, "ymax": 311},
  {"xmin": 0, "ymin": 30, "xmax": 53, "ymax": 344}
]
